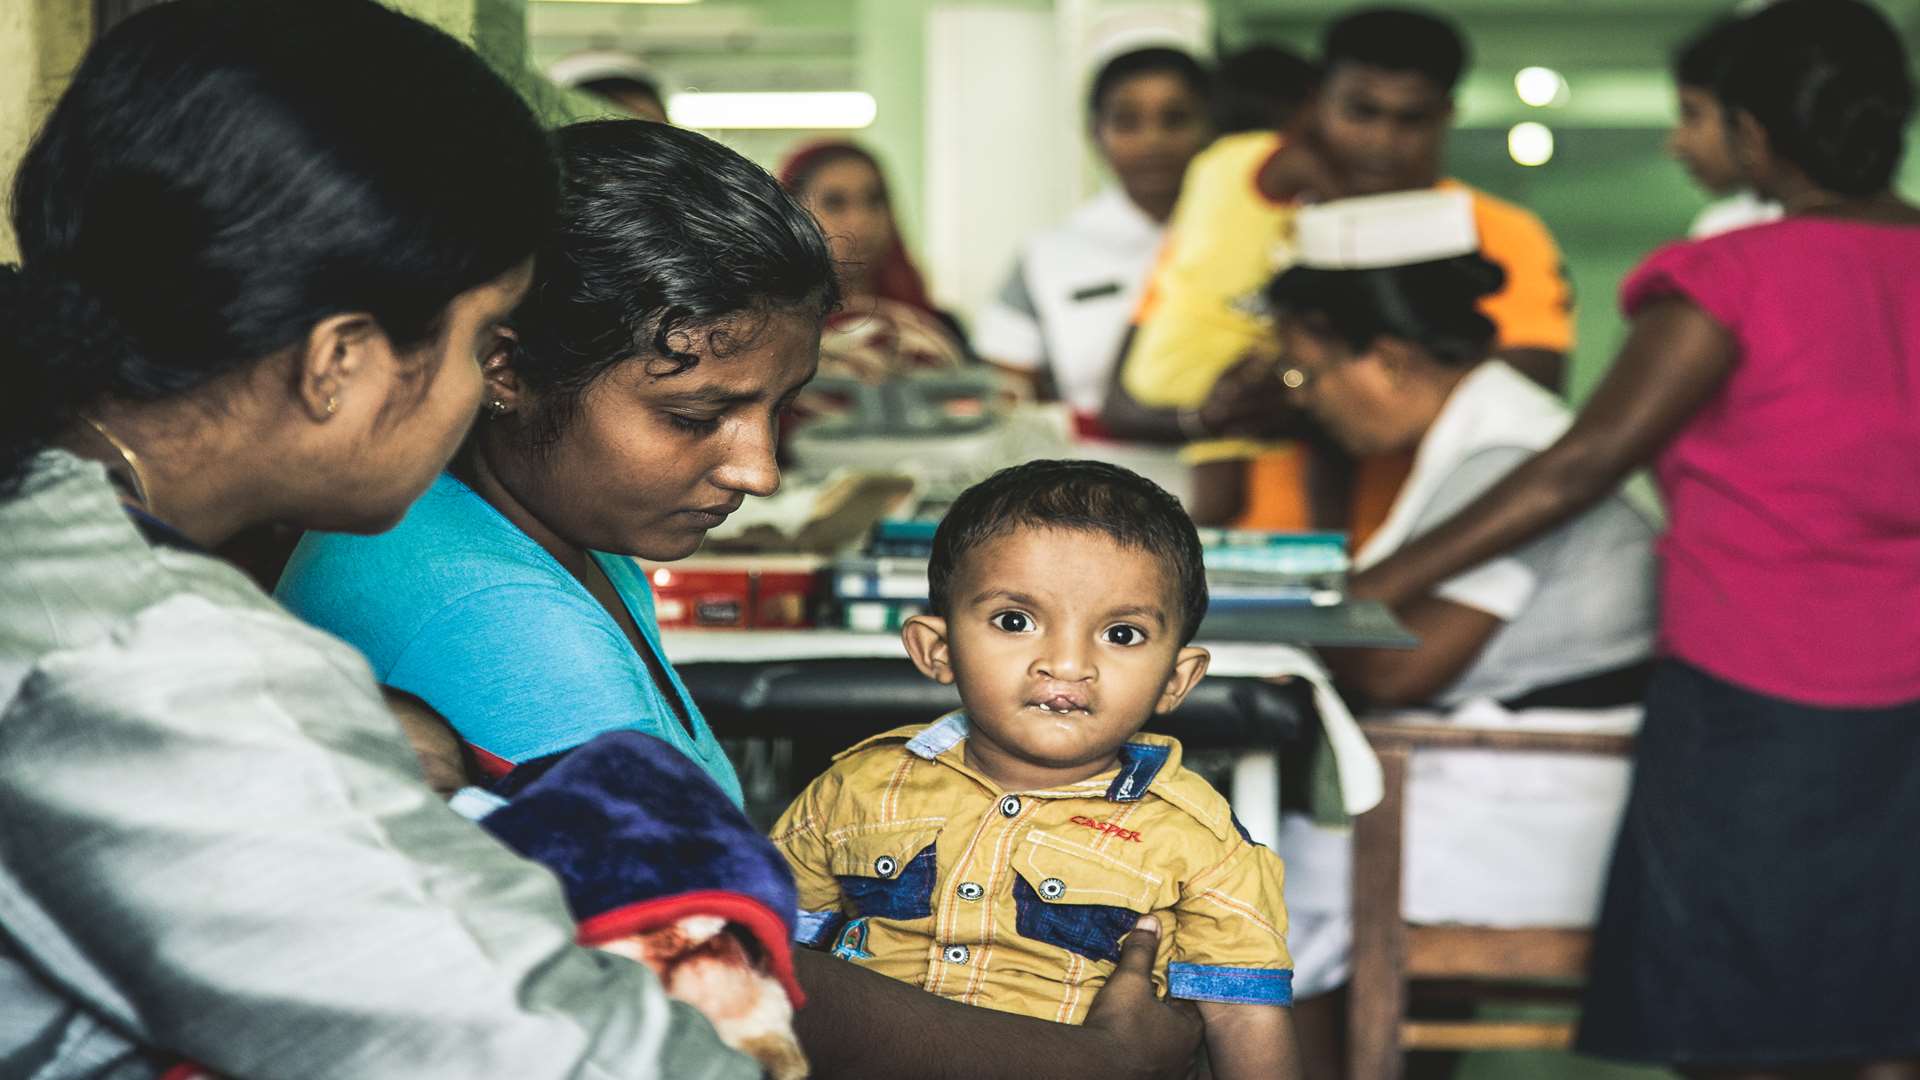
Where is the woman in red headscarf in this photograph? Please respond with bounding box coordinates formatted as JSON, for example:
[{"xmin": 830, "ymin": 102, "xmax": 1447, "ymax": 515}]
[{"xmin": 779, "ymin": 141, "xmax": 971, "ymax": 384}]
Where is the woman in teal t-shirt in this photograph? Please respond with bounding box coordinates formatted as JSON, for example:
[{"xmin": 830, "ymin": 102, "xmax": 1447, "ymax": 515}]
[{"xmin": 277, "ymin": 121, "xmax": 840, "ymax": 802}]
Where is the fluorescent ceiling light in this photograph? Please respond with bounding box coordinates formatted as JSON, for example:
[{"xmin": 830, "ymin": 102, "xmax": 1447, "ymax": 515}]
[
  {"xmin": 668, "ymin": 91, "xmax": 877, "ymax": 130},
  {"xmin": 1508, "ymin": 122, "xmax": 1555, "ymax": 167}
]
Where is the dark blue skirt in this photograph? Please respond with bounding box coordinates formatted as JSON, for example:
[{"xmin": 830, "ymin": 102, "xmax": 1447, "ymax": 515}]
[{"xmin": 1575, "ymin": 659, "xmax": 1920, "ymax": 1066}]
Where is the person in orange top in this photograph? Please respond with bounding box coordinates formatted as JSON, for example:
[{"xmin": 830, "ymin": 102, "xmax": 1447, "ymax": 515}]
[{"xmin": 1107, "ymin": 7, "xmax": 1573, "ymax": 544}]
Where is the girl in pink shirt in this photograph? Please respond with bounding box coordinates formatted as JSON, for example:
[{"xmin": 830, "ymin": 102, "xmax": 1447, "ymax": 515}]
[{"xmin": 1347, "ymin": 1, "xmax": 1920, "ymax": 1072}]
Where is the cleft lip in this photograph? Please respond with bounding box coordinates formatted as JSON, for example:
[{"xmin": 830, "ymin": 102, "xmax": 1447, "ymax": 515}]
[{"xmin": 1026, "ymin": 685, "xmax": 1092, "ymax": 714}]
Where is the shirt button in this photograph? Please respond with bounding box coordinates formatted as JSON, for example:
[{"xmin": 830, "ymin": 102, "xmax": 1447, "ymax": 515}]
[
  {"xmin": 957, "ymin": 881, "xmax": 985, "ymax": 901},
  {"xmin": 1039, "ymin": 877, "xmax": 1066, "ymax": 900},
  {"xmin": 999, "ymin": 795, "xmax": 1022, "ymax": 818},
  {"xmin": 874, "ymin": 855, "xmax": 897, "ymax": 877},
  {"xmin": 943, "ymin": 944, "xmax": 971, "ymax": 965}
]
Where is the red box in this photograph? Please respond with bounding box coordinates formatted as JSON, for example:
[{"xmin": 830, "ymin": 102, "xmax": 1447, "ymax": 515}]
[{"xmin": 640, "ymin": 556, "xmax": 826, "ymax": 630}]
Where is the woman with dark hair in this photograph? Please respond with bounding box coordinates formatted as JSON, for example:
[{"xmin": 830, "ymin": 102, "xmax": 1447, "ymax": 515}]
[
  {"xmin": 778, "ymin": 140, "xmax": 972, "ymax": 385},
  {"xmin": 1347, "ymin": 2, "xmax": 1920, "ymax": 1073},
  {"xmin": 278, "ymin": 118, "xmax": 1210, "ymax": 1080},
  {"xmin": 279, "ymin": 121, "xmax": 838, "ymax": 797},
  {"xmin": 0, "ymin": 1, "xmax": 765, "ymax": 1076},
  {"xmin": 1258, "ymin": 190, "xmax": 1658, "ymax": 1078}
]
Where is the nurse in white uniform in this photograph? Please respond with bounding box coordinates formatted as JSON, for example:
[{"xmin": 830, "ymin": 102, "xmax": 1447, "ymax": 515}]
[
  {"xmin": 1260, "ymin": 191, "xmax": 1660, "ymax": 1074},
  {"xmin": 975, "ymin": 46, "xmax": 1212, "ymax": 498}
]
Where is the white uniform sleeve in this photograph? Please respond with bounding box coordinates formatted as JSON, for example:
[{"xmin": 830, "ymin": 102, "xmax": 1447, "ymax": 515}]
[
  {"xmin": 1411, "ymin": 447, "xmax": 1566, "ymax": 622},
  {"xmin": 0, "ymin": 594, "xmax": 756, "ymax": 1080},
  {"xmin": 973, "ymin": 257, "xmax": 1046, "ymax": 370}
]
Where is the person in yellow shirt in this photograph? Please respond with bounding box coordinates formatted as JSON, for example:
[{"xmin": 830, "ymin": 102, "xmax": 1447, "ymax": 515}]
[
  {"xmin": 774, "ymin": 460, "xmax": 1301, "ymax": 1080},
  {"xmin": 1108, "ymin": 7, "xmax": 1573, "ymax": 542}
]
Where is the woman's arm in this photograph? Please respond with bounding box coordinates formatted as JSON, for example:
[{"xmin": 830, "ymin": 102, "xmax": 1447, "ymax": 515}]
[
  {"xmin": 1350, "ymin": 298, "xmax": 1735, "ymax": 608},
  {"xmin": 1196, "ymin": 1001, "xmax": 1303, "ymax": 1080},
  {"xmin": 1101, "ymin": 343, "xmax": 1321, "ymax": 447},
  {"xmin": 791, "ymin": 918, "xmax": 1203, "ymax": 1080},
  {"xmin": 1322, "ymin": 595, "xmax": 1504, "ymax": 709},
  {"xmin": 0, "ymin": 610, "xmax": 755, "ymax": 1079}
]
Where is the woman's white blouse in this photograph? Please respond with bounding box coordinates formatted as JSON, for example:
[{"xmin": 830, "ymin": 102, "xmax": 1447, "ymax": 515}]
[{"xmin": 0, "ymin": 452, "xmax": 754, "ymax": 1080}]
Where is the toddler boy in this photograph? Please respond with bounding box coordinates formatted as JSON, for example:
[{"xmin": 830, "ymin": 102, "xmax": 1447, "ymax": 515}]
[{"xmin": 773, "ymin": 460, "xmax": 1300, "ymax": 1079}]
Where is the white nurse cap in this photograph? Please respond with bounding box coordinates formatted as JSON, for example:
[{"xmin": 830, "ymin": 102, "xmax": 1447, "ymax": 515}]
[
  {"xmin": 547, "ymin": 51, "xmax": 658, "ymax": 90},
  {"xmin": 1294, "ymin": 189, "xmax": 1480, "ymax": 270}
]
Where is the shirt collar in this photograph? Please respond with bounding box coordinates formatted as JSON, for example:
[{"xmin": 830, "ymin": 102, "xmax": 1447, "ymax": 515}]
[{"xmin": 906, "ymin": 711, "xmax": 1174, "ymax": 802}]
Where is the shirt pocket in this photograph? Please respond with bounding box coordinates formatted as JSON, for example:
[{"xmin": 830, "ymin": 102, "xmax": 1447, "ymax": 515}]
[
  {"xmin": 826, "ymin": 819, "xmax": 945, "ymax": 921},
  {"xmin": 1012, "ymin": 829, "xmax": 1165, "ymax": 964}
]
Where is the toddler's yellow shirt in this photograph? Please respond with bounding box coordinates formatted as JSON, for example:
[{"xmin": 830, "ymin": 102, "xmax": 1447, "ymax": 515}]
[{"xmin": 772, "ymin": 713, "xmax": 1293, "ymax": 1024}]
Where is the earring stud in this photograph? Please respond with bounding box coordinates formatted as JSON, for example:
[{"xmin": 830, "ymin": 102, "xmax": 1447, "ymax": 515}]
[
  {"xmin": 487, "ymin": 400, "xmax": 508, "ymax": 417},
  {"xmin": 325, "ymin": 395, "xmax": 338, "ymax": 415}
]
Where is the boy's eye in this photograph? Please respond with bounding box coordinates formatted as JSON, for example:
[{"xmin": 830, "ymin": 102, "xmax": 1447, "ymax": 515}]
[
  {"xmin": 1102, "ymin": 624, "xmax": 1146, "ymax": 647},
  {"xmin": 990, "ymin": 611, "xmax": 1034, "ymax": 634}
]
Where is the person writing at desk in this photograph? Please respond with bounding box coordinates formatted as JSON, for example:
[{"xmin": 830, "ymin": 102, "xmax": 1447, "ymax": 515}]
[
  {"xmin": 279, "ymin": 119, "xmax": 1206, "ymax": 1079},
  {"xmin": 1348, "ymin": 2, "xmax": 1920, "ymax": 1074},
  {"xmin": 1258, "ymin": 189, "xmax": 1659, "ymax": 1077},
  {"xmin": 1109, "ymin": 6, "xmax": 1574, "ymax": 539}
]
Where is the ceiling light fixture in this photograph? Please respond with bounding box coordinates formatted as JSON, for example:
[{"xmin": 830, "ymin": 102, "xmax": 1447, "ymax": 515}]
[
  {"xmin": 1514, "ymin": 66, "xmax": 1569, "ymax": 108},
  {"xmin": 1508, "ymin": 122, "xmax": 1555, "ymax": 166},
  {"xmin": 668, "ymin": 91, "xmax": 878, "ymax": 130}
]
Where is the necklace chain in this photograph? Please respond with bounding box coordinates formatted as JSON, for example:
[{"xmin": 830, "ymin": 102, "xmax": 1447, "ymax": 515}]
[{"xmin": 81, "ymin": 416, "xmax": 152, "ymax": 508}]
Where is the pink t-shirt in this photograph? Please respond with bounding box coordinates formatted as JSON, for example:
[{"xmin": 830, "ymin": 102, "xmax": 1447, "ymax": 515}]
[{"xmin": 1621, "ymin": 218, "xmax": 1920, "ymax": 707}]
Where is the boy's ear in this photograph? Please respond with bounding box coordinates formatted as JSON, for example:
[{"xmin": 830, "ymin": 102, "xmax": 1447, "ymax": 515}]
[
  {"xmin": 1153, "ymin": 645, "xmax": 1211, "ymax": 715},
  {"xmin": 902, "ymin": 615, "xmax": 955, "ymax": 685}
]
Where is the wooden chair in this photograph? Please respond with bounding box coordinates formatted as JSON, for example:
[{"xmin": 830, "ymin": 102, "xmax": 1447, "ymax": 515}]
[{"xmin": 1347, "ymin": 721, "xmax": 1635, "ymax": 1080}]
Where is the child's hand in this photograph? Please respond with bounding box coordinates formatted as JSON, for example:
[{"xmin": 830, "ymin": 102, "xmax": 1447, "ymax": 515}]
[{"xmin": 1082, "ymin": 916, "xmax": 1205, "ymax": 1080}]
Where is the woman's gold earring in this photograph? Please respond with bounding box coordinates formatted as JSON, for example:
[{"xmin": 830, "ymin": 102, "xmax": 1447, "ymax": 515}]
[
  {"xmin": 487, "ymin": 400, "xmax": 508, "ymax": 417},
  {"xmin": 325, "ymin": 396, "xmax": 338, "ymax": 415}
]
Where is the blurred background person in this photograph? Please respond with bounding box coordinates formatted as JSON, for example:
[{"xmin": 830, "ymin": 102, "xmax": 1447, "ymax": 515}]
[
  {"xmin": 1345, "ymin": 2, "xmax": 1920, "ymax": 1073},
  {"xmin": 1667, "ymin": 13, "xmax": 1782, "ymax": 238},
  {"xmin": 1257, "ymin": 192, "xmax": 1657, "ymax": 1078},
  {"xmin": 1211, "ymin": 42, "xmax": 1320, "ymax": 137},
  {"xmin": 973, "ymin": 46, "xmax": 1211, "ymax": 495},
  {"xmin": 1111, "ymin": 6, "xmax": 1574, "ymax": 543},
  {"xmin": 781, "ymin": 140, "xmax": 971, "ymax": 388},
  {"xmin": 549, "ymin": 49, "xmax": 669, "ymax": 123}
]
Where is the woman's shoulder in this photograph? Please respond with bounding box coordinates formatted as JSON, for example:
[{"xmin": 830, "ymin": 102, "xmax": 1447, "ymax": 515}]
[
  {"xmin": 0, "ymin": 458, "xmax": 394, "ymax": 746},
  {"xmin": 1, "ymin": 452, "xmax": 280, "ymax": 659},
  {"xmin": 280, "ymin": 474, "xmax": 562, "ymax": 600},
  {"xmin": 1624, "ymin": 216, "xmax": 1920, "ymax": 325},
  {"xmin": 275, "ymin": 473, "xmax": 584, "ymax": 673}
]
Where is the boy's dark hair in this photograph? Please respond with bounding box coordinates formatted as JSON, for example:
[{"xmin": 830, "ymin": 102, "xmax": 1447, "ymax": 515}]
[
  {"xmin": 507, "ymin": 120, "xmax": 840, "ymax": 445},
  {"xmin": 1672, "ymin": 15, "xmax": 1743, "ymax": 91},
  {"xmin": 1266, "ymin": 253, "xmax": 1506, "ymax": 367},
  {"xmin": 1321, "ymin": 7, "xmax": 1469, "ymax": 96},
  {"xmin": 1213, "ymin": 44, "xmax": 1320, "ymax": 135},
  {"xmin": 1088, "ymin": 46, "xmax": 1212, "ymax": 121},
  {"xmin": 1717, "ymin": 0, "xmax": 1912, "ymax": 196},
  {"xmin": 2, "ymin": 0, "xmax": 557, "ymax": 497},
  {"xmin": 928, "ymin": 460, "xmax": 1210, "ymax": 645}
]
